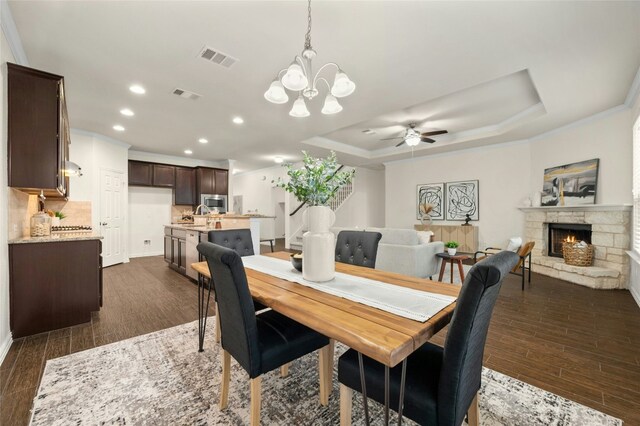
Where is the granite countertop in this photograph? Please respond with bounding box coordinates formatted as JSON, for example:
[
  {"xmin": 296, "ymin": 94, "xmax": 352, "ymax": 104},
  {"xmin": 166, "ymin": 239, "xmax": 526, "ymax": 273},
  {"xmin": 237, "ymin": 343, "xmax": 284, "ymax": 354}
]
[{"xmin": 9, "ymin": 234, "xmax": 103, "ymax": 244}]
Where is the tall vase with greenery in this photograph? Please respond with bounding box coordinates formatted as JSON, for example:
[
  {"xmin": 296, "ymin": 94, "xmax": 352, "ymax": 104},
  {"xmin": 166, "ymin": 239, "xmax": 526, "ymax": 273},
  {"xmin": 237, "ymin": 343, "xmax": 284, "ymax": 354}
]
[{"xmin": 275, "ymin": 151, "xmax": 355, "ymax": 282}]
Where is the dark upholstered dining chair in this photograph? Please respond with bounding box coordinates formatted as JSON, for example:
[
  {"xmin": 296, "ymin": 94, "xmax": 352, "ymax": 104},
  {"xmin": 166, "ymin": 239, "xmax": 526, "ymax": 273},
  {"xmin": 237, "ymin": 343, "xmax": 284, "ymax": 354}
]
[
  {"xmin": 207, "ymin": 229, "xmax": 267, "ymax": 344},
  {"xmin": 197, "ymin": 242, "xmax": 332, "ymax": 426},
  {"xmin": 335, "ymin": 230, "xmax": 383, "ymax": 269},
  {"xmin": 337, "ymin": 251, "xmax": 519, "ymax": 426}
]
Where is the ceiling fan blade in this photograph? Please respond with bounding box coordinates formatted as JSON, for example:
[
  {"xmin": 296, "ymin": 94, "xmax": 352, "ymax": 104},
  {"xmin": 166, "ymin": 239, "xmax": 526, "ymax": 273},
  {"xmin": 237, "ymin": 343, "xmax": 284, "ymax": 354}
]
[
  {"xmin": 380, "ymin": 136, "xmax": 403, "ymax": 141},
  {"xmin": 420, "ymin": 130, "xmax": 448, "ymax": 137},
  {"xmin": 395, "ymin": 140, "xmax": 407, "ymax": 147},
  {"xmin": 421, "ymin": 138, "xmax": 436, "ymax": 143}
]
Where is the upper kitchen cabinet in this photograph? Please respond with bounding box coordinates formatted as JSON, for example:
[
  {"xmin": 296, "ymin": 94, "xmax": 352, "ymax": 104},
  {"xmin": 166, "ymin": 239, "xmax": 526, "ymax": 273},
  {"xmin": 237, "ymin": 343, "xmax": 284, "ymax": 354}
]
[
  {"xmin": 174, "ymin": 167, "xmax": 196, "ymax": 205},
  {"xmin": 8, "ymin": 63, "xmax": 69, "ymax": 198},
  {"xmin": 215, "ymin": 169, "xmax": 228, "ymax": 195},
  {"xmin": 152, "ymin": 164, "xmax": 175, "ymax": 187},
  {"xmin": 196, "ymin": 167, "xmax": 215, "ymax": 195},
  {"xmin": 128, "ymin": 160, "xmax": 153, "ymax": 186},
  {"xmin": 196, "ymin": 167, "xmax": 228, "ymax": 197}
]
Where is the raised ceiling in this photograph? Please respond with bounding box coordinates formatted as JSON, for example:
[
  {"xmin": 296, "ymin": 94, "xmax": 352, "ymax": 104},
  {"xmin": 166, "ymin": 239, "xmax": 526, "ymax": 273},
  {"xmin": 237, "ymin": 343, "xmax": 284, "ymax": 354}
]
[{"xmin": 7, "ymin": 1, "xmax": 640, "ymax": 171}]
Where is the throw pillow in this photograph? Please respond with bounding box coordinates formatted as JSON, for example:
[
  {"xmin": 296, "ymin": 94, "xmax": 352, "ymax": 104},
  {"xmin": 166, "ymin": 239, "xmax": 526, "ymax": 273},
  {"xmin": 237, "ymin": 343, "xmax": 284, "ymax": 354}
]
[
  {"xmin": 417, "ymin": 231, "xmax": 433, "ymax": 245},
  {"xmin": 506, "ymin": 237, "xmax": 523, "ymax": 252}
]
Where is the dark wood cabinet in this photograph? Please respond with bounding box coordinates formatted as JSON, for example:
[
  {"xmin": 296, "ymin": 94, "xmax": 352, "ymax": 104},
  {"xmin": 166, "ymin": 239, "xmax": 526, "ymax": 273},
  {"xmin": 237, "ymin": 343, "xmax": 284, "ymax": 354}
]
[
  {"xmin": 128, "ymin": 161, "xmax": 153, "ymax": 186},
  {"xmin": 174, "ymin": 167, "xmax": 196, "ymax": 205},
  {"xmin": 164, "ymin": 235, "xmax": 172, "ymax": 263},
  {"xmin": 179, "ymin": 239, "xmax": 187, "ymax": 274},
  {"xmin": 8, "ymin": 63, "xmax": 69, "ymax": 198},
  {"xmin": 130, "ymin": 162, "xmax": 227, "ymax": 205},
  {"xmin": 153, "ymin": 164, "xmax": 175, "ymax": 187},
  {"xmin": 9, "ymin": 240, "xmax": 102, "ymax": 338},
  {"xmin": 196, "ymin": 167, "xmax": 215, "ymax": 195},
  {"xmin": 215, "ymin": 169, "xmax": 229, "ymax": 195}
]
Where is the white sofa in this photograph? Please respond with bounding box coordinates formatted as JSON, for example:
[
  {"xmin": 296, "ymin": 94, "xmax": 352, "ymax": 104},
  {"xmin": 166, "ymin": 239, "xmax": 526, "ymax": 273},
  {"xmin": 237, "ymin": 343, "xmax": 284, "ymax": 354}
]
[{"xmin": 331, "ymin": 227, "xmax": 444, "ymax": 279}]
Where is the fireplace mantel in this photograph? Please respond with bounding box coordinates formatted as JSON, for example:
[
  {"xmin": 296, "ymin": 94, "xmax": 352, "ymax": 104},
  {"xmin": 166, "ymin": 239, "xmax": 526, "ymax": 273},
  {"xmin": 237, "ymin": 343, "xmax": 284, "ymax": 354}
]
[{"xmin": 519, "ymin": 204, "xmax": 631, "ymax": 212}]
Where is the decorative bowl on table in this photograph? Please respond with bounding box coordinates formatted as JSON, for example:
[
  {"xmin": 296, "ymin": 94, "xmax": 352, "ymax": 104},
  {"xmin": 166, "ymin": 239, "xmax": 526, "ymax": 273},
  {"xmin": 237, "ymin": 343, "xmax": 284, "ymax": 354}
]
[{"xmin": 290, "ymin": 253, "xmax": 303, "ymax": 272}]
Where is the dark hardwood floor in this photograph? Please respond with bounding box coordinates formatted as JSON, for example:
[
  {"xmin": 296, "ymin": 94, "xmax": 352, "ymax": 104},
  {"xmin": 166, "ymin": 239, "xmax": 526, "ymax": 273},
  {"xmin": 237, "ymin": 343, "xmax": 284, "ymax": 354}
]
[{"xmin": 1, "ymin": 245, "xmax": 639, "ymax": 425}]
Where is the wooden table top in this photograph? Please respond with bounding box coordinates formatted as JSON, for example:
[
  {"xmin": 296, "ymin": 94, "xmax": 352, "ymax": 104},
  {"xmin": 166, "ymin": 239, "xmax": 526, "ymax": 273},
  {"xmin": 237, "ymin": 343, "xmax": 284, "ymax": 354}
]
[
  {"xmin": 192, "ymin": 252, "xmax": 459, "ymax": 367},
  {"xmin": 436, "ymin": 252, "xmax": 471, "ymax": 260}
]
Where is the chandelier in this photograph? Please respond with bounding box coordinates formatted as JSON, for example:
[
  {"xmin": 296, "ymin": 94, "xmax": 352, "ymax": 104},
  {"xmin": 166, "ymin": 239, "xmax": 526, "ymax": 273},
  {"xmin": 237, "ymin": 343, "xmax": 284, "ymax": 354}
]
[{"xmin": 264, "ymin": 0, "xmax": 356, "ymax": 117}]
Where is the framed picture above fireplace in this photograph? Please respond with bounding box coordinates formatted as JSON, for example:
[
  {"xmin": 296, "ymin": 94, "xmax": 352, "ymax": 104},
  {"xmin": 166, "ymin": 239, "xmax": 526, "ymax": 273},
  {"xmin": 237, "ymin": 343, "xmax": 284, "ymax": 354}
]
[{"xmin": 541, "ymin": 158, "xmax": 599, "ymax": 207}]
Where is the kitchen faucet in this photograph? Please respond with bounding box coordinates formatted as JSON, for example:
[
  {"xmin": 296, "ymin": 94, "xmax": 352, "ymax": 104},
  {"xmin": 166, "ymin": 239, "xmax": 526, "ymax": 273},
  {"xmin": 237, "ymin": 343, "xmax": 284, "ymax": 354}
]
[{"xmin": 194, "ymin": 204, "xmax": 212, "ymax": 216}]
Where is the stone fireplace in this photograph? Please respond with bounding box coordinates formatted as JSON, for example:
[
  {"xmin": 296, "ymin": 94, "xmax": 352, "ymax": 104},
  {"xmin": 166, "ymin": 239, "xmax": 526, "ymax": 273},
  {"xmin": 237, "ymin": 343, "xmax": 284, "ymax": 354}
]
[{"xmin": 521, "ymin": 205, "xmax": 631, "ymax": 289}]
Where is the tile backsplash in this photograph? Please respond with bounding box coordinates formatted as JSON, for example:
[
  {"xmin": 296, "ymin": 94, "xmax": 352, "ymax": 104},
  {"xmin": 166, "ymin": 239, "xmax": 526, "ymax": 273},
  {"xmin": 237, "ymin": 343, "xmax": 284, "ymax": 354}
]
[{"xmin": 8, "ymin": 188, "xmax": 92, "ymax": 239}]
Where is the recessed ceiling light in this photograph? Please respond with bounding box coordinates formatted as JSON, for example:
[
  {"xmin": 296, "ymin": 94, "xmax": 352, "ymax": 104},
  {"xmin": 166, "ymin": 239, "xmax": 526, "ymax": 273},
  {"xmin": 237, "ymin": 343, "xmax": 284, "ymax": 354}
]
[
  {"xmin": 129, "ymin": 85, "xmax": 146, "ymax": 94},
  {"xmin": 184, "ymin": 149, "xmax": 193, "ymax": 155},
  {"xmin": 274, "ymin": 156, "xmax": 284, "ymax": 164},
  {"xmin": 198, "ymin": 138, "xmax": 208, "ymax": 144},
  {"xmin": 232, "ymin": 116, "xmax": 244, "ymax": 124},
  {"xmin": 120, "ymin": 108, "xmax": 134, "ymax": 117},
  {"xmin": 113, "ymin": 125, "xmax": 125, "ymax": 131}
]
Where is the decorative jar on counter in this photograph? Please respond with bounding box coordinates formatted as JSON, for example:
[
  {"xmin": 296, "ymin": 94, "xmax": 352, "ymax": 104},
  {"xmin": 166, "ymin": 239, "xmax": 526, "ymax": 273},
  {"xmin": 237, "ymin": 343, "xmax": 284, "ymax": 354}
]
[{"xmin": 30, "ymin": 212, "xmax": 52, "ymax": 237}]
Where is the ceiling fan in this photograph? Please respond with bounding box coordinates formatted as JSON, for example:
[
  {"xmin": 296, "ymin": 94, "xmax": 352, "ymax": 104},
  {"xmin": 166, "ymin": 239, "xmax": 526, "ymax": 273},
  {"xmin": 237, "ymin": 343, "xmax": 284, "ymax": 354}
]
[{"xmin": 381, "ymin": 123, "xmax": 448, "ymax": 147}]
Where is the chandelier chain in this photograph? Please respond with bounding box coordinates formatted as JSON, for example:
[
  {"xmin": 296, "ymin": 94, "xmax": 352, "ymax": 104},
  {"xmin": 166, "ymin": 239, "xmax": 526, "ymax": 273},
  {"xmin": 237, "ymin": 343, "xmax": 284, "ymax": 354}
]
[{"xmin": 304, "ymin": 0, "xmax": 312, "ymax": 50}]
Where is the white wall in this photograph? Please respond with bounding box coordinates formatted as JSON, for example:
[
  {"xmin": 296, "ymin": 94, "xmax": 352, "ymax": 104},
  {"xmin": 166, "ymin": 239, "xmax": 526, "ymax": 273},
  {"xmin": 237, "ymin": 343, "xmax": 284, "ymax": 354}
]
[
  {"xmin": 529, "ymin": 108, "xmax": 633, "ymax": 204},
  {"xmin": 333, "ymin": 167, "xmax": 386, "ymax": 229},
  {"xmin": 0, "ymin": 22, "xmax": 16, "ymax": 362},
  {"xmin": 385, "ymin": 107, "xmax": 633, "ymax": 250},
  {"xmin": 128, "ymin": 186, "xmax": 172, "ymax": 257},
  {"xmin": 385, "ymin": 142, "xmax": 530, "ymax": 249}
]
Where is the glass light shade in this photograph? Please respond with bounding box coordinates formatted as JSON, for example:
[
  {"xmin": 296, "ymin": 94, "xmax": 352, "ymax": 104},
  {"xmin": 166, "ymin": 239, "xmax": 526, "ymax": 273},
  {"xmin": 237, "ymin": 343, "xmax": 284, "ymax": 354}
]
[
  {"xmin": 281, "ymin": 63, "xmax": 308, "ymax": 91},
  {"xmin": 405, "ymin": 134, "xmax": 421, "ymax": 147},
  {"xmin": 289, "ymin": 96, "xmax": 310, "ymax": 118},
  {"xmin": 321, "ymin": 94, "xmax": 343, "ymax": 115},
  {"xmin": 264, "ymin": 80, "xmax": 289, "ymax": 104},
  {"xmin": 331, "ymin": 71, "xmax": 356, "ymax": 97}
]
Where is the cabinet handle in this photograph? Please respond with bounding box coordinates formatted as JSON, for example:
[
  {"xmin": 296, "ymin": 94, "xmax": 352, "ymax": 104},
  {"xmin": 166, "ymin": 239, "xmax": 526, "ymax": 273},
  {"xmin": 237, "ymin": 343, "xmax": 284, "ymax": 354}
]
[{"xmin": 100, "ymin": 222, "xmax": 108, "ymax": 226}]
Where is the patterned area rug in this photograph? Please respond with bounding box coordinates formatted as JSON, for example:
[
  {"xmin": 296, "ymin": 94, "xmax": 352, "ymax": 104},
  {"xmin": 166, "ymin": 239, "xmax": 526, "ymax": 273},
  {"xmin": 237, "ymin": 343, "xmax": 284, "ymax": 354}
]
[{"xmin": 30, "ymin": 320, "xmax": 622, "ymax": 425}]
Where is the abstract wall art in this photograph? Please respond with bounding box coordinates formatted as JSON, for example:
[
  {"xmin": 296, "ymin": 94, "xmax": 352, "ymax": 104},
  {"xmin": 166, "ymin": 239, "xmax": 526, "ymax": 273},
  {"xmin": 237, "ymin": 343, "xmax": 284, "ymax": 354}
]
[
  {"xmin": 446, "ymin": 180, "xmax": 479, "ymax": 221},
  {"xmin": 542, "ymin": 158, "xmax": 599, "ymax": 206},
  {"xmin": 416, "ymin": 183, "xmax": 445, "ymax": 220}
]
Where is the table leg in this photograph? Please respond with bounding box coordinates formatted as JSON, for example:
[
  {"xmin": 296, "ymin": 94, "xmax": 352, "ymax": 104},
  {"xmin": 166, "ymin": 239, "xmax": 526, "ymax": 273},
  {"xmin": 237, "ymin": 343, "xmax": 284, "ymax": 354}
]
[
  {"xmin": 384, "ymin": 366, "xmax": 390, "ymax": 425},
  {"xmin": 457, "ymin": 260, "xmax": 465, "ymax": 283},
  {"xmin": 397, "ymin": 359, "xmax": 407, "ymax": 426},
  {"xmin": 450, "ymin": 259, "xmax": 454, "ymax": 283},
  {"xmin": 198, "ymin": 274, "xmax": 213, "ymax": 352},
  {"xmin": 358, "ymin": 352, "xmax": 370, "ymax": 426},
  {"xmin": 438, "ymin": 258, "xmax": 447, "ymax": 282}
]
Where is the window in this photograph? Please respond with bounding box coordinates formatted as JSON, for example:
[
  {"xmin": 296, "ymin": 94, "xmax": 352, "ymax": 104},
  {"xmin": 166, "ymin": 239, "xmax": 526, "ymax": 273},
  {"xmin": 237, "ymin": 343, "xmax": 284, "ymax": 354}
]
[{"xmin": 634, "ymin": 116, "xmax": 640, "ymax": 254}]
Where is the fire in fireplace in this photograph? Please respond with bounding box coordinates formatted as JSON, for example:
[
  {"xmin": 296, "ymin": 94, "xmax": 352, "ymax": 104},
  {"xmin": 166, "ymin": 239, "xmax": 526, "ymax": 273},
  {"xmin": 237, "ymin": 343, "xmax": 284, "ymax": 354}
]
[{"xmin": 547, "ymin": 223, "xmax": 592, "ymax": 258}]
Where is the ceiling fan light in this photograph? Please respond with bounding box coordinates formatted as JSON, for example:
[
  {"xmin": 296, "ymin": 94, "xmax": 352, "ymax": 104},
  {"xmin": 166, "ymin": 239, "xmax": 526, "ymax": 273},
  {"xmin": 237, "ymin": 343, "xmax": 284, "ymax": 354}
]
[
  {"xmin": 321, "ymin": 94, "xmax": 343, "ymax": 115},
  {"xmin": 264, "ymin": 80, "xmax": 289, "ymax": 104},
  {"xmin": 289, "ymin": 96, "xmax": 310, "ymax": 118},
  {"xmin": 282, "ymin": 63, "xmax": 308, "ymax": 91},
  {"xmin": 405, "ymin": 133, "xmax": 421, "ymax": 147},
  {"xmin": 331, "ymin": 71, "xmax": 356, "ymax": 98}
]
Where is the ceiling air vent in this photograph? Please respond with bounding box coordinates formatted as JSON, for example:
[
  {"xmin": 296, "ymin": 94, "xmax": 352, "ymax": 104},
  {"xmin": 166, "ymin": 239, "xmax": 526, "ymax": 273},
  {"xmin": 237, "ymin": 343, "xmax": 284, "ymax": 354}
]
[
  {"xmin": 198, "ymin": 46, "xmax": 238, "ymax": 68},
  {"xmin": 172, "ymin": 88, "xmax": 202, "ymax": 100}
]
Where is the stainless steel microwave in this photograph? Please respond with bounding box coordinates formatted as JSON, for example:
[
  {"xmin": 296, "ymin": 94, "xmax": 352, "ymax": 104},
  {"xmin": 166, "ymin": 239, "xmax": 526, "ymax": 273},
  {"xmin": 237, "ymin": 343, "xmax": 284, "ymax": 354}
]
[{"xmin": 201, "ymin": 194, "xmax": 227, "ymax": 213}]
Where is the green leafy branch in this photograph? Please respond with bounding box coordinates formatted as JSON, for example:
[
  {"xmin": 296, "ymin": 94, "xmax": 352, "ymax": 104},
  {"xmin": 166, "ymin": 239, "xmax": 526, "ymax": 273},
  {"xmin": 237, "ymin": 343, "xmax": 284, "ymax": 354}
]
[{"xmin": 273, "ymin": 151, "xmax": 355, "ymax": 206}]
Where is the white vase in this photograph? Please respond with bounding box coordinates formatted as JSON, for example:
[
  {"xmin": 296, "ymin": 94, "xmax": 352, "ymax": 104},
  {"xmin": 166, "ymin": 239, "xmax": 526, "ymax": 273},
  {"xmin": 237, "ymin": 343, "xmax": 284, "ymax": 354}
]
[
  {"xmin": 531, "ymin": 191, "xmax": 542, "ymax": 207},
  {"xmin": 447, "ymin": 248, "xmax": 457, "ymax": 256},
  {"xmin": 302, "ymin": 206, "xmax": 336, "ymax": 282},
  {"xmin": 51, "ymin": 217, "xmax": 60, "ymax": 226}
]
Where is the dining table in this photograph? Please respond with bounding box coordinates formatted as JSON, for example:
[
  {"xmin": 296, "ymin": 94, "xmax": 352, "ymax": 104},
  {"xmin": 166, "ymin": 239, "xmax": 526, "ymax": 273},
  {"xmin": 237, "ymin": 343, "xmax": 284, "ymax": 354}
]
[{"xmin": 192, "ymin": 251, "xmax": 460, "ymax": 425}]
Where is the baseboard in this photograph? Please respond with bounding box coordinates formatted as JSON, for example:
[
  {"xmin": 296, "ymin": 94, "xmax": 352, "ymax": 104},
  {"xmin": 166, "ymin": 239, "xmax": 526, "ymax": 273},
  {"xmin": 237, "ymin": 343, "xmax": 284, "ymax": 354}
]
[
  {"xmin": 128, "ymin": 251, "xmax": 164, "ymax": 259},
  {"xmin": 0, "ymin": 332, "xmax": 13, "ymax": 366},
  {"xmin": 631, "ymin": 284, "xmax": 640, "ymax": 308}
]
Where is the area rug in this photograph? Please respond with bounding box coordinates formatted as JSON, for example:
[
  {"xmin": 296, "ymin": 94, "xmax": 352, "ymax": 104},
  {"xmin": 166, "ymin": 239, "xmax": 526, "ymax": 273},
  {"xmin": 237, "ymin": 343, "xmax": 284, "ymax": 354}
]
[
  {"xmin": 439, "ymin": 263, "xmax": 473, "ymax": 285},
  {"xmin": 30, "ymin": 320, "xmax": 622, "ymax": 426}
]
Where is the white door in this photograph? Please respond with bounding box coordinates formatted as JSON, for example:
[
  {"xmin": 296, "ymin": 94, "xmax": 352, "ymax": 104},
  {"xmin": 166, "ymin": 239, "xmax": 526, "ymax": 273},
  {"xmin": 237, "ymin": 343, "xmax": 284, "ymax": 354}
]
[{"xmin": 100, "ymin": 169, "xmax": 125, "ymax": 267}]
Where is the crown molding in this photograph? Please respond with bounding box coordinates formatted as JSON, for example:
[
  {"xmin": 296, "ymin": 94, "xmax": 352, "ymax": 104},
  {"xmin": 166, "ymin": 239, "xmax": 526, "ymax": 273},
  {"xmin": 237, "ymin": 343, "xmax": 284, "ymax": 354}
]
[
  {"xmin": 71, "ymin": 128, "xmax": 131, "ymax": 149},
  {"xmin": 0, "ymin": 0, "xmax": 28, "ymax": 65}
]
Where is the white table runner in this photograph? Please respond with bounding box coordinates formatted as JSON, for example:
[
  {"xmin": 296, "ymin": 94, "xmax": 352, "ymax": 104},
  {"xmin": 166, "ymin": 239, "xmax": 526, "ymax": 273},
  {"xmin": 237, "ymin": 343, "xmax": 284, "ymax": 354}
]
[{"xmin": 241, "ymin": 255, "xmax": 457, "ymax": 323}]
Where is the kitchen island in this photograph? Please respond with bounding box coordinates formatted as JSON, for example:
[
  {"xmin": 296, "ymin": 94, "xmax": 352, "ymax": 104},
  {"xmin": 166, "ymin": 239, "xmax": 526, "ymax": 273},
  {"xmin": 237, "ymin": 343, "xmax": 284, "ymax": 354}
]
[{"xmin": 164, "ymin": 215, "xmax": 263, "ymax": 279}]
